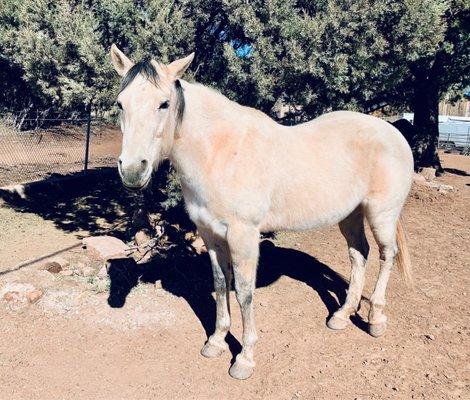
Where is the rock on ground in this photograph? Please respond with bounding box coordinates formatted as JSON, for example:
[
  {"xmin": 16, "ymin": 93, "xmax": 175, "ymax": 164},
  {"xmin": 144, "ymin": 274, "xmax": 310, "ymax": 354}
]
[
  {"xmin": 26, "ymin": 289, "xmax": 44, "ymax": 304},
  {"xmin": 413, "ymin": 173, "xmax": 427, "ymax": 184},
  {"xmin": 82, "ymin": 236, "xmax": 130, "ymax": 261},
  {"xmin": 420, "ymin": 167, "xmax": 436, "ymax": 181},
  {"xmin": 41, "ymin": 261, "xmax": 63, "ymax": 274},
  {"xmin": 135, "ymin": 230, "xmax": 152, "ymax": 246},
  {"xmin": 2, "ymin": 283, "xmax": 43, "ymax": 305},
  {"xmin": 80, "ymin": 266, "xmax": 96, "ymax": 277}
]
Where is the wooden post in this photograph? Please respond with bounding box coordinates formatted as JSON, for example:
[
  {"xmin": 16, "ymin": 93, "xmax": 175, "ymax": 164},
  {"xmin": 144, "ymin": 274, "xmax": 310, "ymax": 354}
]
[{"xmin": 84, "ymin": 102, "xmax": 92, "ymax": 172}]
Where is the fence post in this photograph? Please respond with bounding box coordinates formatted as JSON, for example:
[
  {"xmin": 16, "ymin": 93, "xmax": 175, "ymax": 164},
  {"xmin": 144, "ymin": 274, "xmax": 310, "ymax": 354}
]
[{"xmin": 84, "ymin": 102, "xmax": 92, "ymax": 172}]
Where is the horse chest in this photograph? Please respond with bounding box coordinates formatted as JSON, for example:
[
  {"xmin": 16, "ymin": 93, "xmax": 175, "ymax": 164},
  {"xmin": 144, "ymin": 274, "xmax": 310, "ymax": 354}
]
[{"xmin": 182, "ymin": 184, "xmax": 229, "ymax": 239}]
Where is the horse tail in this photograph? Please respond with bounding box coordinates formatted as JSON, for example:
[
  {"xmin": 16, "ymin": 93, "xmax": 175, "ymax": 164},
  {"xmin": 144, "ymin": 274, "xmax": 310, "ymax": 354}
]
[{"xmin": 396, "ymin": 216, "xmax": 413, "ymax": 288}]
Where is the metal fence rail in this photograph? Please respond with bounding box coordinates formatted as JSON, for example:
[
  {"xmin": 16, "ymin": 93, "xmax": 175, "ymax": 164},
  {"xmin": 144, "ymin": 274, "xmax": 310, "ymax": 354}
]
[{"xmin": 0, "ymin": 117, "xmax": 121, "ymax": 187}]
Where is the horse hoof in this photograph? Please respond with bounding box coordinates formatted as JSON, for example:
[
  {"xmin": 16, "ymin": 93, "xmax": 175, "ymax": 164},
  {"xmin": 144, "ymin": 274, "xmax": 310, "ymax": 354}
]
[
  {"xmin": 229, "ymin": 356, "xmax": 254, "ymax": 380},
  {"xmin": 369, "ymin": 321, "xmax": 387, "ymax": 337},
  {"xmin": 200, "ymin": 340, "xmax": 227, "ymax": 358},
  {"xmin": 327, "ymin": 314, "xmax": 350, "ymax": 330}
]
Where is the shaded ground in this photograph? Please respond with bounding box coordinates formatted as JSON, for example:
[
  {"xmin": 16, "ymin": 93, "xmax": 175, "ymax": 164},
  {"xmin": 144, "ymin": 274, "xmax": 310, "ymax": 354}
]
[{"xmin": 0, "ymin": 153, "xmax": 469, "ymax": 399}]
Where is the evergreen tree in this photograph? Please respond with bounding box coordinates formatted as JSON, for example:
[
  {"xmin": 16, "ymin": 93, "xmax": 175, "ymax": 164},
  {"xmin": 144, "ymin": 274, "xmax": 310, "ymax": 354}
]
[{"xmin": 0, "ymin": 0, "xmax": 468, "ymax": 169}]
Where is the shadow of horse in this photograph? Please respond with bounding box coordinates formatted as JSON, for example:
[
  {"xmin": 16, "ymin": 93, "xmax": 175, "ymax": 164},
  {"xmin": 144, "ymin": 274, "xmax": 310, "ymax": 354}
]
[
  {"xmin": 0, "ymin": 166, "xmax": 369, "ymax": 355},
  {"xmin": 107, "ymin": 240, "xmax": 366, "ymax": 359}
]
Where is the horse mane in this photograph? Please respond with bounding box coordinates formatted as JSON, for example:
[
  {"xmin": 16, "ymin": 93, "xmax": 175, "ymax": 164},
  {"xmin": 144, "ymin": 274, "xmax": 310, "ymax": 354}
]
[
  {"xmin": 119, "ymin": 59, "xmax": 185, "ymax": 132},
  {"xmin": 188, "ymin": 82, "xmax": 279, "ymax": 128}
]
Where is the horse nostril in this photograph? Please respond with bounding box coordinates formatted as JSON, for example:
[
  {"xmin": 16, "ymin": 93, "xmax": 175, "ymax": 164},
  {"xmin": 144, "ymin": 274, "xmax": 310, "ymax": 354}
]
[
  {"xmin": 141, "ymin": 159, "xmax": 148, "ymax": 168},
  {"xmin": 118, "ymin": 158, "xmax": 123, "ymax": 165}
]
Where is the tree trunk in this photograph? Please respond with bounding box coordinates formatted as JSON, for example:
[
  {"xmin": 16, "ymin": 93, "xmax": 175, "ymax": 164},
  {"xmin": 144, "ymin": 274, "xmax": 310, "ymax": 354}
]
[{"xmin": 411, "ymin": 71, "xmax": 442, "ymax": 171}]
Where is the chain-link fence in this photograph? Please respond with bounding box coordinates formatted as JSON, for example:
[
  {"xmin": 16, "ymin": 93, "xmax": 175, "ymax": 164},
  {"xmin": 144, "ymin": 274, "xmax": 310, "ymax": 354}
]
[{"xmin": 0, "ymin": 116, "xmax": 121, "ymax": 186}]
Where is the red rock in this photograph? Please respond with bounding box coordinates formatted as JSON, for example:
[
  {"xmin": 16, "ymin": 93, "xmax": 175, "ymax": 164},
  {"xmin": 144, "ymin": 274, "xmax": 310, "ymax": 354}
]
[
  {"xmin": 51, "ymin": 256, "xmax": 70, "ymax": 269},
  {"xmin": 82, "ymin": 236, "xmax": 130, "ymax": 261},
  {"xmin": 3, "ymin": 291, "xmax": 21, "ymax": 302},
  {"xmin": 41, "ymin": 261, "xmax": 63, "ymax": 273},
  {"xmin": 26, "ymin": 290, "xmax": 43, "ymax": 304}
]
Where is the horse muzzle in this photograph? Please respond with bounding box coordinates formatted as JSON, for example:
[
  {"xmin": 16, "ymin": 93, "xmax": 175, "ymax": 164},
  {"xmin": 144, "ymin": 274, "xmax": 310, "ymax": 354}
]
[{"xmin": 117, "ymin": 157, "xmax": 152, "ymax": 191}]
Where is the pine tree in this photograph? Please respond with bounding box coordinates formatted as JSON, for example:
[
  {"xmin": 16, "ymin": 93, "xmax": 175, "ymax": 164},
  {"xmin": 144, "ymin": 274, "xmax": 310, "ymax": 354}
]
[{"xmin": 1, "ymin": 0, "xmax": 468, "ymax": 169}]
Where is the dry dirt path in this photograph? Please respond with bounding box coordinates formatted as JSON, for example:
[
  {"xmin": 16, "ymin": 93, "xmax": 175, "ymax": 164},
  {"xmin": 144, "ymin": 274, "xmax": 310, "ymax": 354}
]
[{"xmin": 0, "ymin": 154, "xmax": 469, "ymax": 399}]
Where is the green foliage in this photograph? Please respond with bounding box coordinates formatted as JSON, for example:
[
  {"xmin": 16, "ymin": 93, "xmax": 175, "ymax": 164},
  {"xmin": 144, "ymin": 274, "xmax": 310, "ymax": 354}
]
[
  {"xmin": 1, "ymin": 0, "xmax": 467, "ymax": 120},
  {"xmin": 0, "ymin": 0, "xmax": 195, "ymax": 116},
  {"xmin": 159, "ymin": 168, "xmax": 183, "ymax": 211},
  {"xmin": 0, "ymin": 0, "xmax": 468, "ymax": 170},
  {"xmin": 219, "ymin": 0, "xmax": 462, "ymax": 119}
]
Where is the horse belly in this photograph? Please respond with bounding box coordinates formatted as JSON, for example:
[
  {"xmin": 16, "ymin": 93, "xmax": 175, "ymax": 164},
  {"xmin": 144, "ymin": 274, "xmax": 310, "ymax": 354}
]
[{"xmin": 260, "ymin": 176, "xmax": 367, "ymax": 232}]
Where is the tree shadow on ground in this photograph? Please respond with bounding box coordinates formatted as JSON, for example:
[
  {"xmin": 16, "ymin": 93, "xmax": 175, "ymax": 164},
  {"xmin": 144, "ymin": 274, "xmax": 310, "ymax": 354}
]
[
  {"xmin": 443, "ymin": 167, "xmax": 469, "ymax": 177},
  {"xmin": 106, "ymin": 239, "xmax": 364, "ymax": 360},
  {"xmin": 0, "ymin": 164, "xmax": 193, "ymax": 242}
]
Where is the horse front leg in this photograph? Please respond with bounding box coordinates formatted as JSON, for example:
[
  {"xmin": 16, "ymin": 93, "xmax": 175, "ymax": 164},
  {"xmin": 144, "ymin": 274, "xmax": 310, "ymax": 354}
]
[
  {"xmin": 226, "ymin": 224, "xmax": 260, "ymax": 380},
  {"xmin": 199, "ymin": 228, "xmax": 232, "ymax": 358}
]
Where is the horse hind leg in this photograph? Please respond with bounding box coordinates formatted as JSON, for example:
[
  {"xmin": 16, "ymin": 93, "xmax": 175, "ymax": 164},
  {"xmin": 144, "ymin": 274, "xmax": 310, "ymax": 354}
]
[
  {"xmin": 328, "ymin": 207, "xmax": 369, "ymax": 330},
  {"xmin": 365, "ymin": 208, "xmax": 400, "ymax": 337}
]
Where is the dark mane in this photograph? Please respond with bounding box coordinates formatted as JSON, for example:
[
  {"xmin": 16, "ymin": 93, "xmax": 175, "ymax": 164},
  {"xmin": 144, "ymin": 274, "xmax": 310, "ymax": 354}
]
[
  {"xmin": 174, "ymin": 79, "xmax": 185, "ymax": 132},
  {"xmin": 119, "ymin": 59, "xmax": 159, "ymax": 92},
  {"xmin": 120, "ymin": 59, "xmax": 185, "ymax": 132}
]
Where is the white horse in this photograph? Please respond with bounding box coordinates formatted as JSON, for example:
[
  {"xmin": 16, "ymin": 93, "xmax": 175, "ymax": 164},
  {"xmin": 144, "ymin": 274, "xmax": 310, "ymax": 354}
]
[{"xmin": 110, "ymin": 45, "xmax": 413, "ymax": 380}]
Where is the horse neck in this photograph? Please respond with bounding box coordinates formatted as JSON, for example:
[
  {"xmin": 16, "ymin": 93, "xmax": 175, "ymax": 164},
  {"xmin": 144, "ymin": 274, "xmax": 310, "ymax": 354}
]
[{"xmin": 169, "ymin": 81, "xmax": 256, "ymax": 180}]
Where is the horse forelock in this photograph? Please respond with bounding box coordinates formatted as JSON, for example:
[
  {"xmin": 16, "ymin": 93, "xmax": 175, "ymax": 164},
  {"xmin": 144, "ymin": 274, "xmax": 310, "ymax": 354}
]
[
  {"xmin": 119, "ymin": 59, "xmax": 160, "ymax": 93},
  {"xmin": 119, "ymin": 59, "xmax": 185, "ymax": 135}
]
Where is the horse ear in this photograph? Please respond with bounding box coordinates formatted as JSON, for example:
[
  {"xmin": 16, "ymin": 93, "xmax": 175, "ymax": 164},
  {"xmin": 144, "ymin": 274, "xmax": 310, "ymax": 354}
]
[
  {"xmin": 110, "ymin": 44, "xmax": 133, "ymax": 77},
  {"xmin": 167, "ymin": 53, "xmax": 195, "ymax": 79}
]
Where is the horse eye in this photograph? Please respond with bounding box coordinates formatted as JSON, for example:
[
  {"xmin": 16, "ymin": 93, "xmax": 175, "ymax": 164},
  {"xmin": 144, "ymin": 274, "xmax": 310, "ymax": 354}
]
[
  {"xmin": 159, "ymin": 101, "xmax": 169, "ymax": 110},
  {"xmin": 117, "ymin": 102, "xmax": 122, "ymax": 110}
]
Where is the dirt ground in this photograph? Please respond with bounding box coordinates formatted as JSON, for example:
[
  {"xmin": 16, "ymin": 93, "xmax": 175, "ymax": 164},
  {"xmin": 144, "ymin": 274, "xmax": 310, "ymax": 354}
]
[
  {"xmin": 0, "ymin": 124, "xmax": 121, "ymax": 186},
  {"xmin": 0, "ymin": 153, "xmax": 469, "ymax": 400}
]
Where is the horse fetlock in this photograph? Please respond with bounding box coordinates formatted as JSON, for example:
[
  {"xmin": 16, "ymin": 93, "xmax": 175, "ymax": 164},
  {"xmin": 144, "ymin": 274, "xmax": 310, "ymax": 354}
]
[
  {"xmin": 368, "ymin": 301, "xmax": 385, "ymax": 320},
  {"xmin": 243, "ymin": 330, "xmax": 258, "ymax": 348},
  {"xmin": 368, "ymin": 312, "xmax": 387, "ymax": 325}
]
